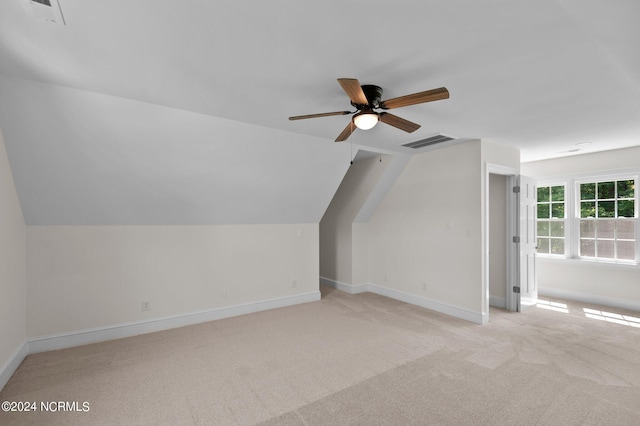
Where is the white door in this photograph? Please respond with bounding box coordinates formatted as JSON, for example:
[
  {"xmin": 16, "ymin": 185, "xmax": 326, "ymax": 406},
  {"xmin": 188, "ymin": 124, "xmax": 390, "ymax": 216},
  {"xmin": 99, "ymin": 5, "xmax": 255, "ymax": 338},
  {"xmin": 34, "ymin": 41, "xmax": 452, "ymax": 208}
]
[{"xmin": 516, "ymin": 176, "xmax": 538, "ymax": 311}]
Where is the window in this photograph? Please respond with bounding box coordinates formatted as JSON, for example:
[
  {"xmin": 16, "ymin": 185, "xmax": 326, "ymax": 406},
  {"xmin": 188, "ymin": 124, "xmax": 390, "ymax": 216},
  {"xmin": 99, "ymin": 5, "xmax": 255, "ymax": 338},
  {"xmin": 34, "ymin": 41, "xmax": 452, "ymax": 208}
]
[
  {"xmin": 535, "ymin": 174, "xmax": 638, "ymax": 265},
  {"xmin": 578, "ymin": 179, "xmax": 636, "ymax": 261},
  {"xmin": 536, "ymin": 185, "xmax": 565, "ymax": 255}
]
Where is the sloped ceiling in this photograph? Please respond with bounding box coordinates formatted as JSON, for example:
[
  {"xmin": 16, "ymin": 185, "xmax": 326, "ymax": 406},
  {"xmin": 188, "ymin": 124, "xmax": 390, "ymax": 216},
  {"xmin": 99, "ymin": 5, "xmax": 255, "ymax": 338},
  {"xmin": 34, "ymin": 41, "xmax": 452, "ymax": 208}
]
[{"xmin": 0, "ymin": 0, "xmax": 639, "ymax": 225}]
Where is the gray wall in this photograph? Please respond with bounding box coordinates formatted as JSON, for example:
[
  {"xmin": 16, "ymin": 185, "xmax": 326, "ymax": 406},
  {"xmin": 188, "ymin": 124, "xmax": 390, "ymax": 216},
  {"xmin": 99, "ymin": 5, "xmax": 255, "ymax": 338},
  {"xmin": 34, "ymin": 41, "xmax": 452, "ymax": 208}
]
[
  {"xmin": 489, "ymin": 173, "xmax": 507, "ymax": 307},
  {"xmin": 0, "ymin": 129, "xmax": 26, "ymax": 389}
]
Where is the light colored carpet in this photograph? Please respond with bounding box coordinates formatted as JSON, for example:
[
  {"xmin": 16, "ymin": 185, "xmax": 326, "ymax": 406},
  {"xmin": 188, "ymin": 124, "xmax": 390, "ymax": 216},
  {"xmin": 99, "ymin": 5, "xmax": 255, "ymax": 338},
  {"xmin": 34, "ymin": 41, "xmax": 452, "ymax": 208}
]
[{"xmin": 2, "ymin": 286, "xmax": 640, "ymax": 425}]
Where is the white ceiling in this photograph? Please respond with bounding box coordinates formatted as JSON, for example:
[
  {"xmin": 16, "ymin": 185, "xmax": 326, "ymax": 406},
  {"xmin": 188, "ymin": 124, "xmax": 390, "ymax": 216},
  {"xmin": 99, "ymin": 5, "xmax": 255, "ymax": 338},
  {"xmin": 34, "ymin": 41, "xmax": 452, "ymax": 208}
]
[{"xmin": 0, "ymin": 0, "xmax": 639, "ymax": 225}]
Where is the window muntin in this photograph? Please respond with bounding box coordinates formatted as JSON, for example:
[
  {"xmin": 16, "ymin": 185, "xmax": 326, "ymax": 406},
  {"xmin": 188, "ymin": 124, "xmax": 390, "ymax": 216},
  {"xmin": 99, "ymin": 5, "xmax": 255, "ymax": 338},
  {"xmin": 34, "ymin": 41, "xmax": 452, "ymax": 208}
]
[
  {"xmin": 578, "ymin": 179, "xmax": 636, "ymax": 262},
  {"xmin": 536, "ymin": 185, "xmax": 565, "ymax": 256}
]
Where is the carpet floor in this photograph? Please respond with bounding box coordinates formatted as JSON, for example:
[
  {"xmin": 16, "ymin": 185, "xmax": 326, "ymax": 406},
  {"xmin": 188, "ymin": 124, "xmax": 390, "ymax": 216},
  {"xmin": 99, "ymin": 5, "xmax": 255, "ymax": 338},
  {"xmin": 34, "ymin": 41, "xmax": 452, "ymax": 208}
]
[{"xmin": 1, "ymin": 286, "xmax": 639, "ymax": 425}]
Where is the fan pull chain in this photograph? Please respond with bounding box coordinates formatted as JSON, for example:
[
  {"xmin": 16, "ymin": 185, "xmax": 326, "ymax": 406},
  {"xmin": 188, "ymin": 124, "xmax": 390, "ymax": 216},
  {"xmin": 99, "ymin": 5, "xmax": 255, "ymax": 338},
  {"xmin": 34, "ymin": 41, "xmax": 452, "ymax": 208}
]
[
  {"xmin": 350, "ymin": 121, "xmax": 354, "ymax": 165},
  {"xmin": 350, "ymin": 139, "xmax": 353, "ymax": 165}
]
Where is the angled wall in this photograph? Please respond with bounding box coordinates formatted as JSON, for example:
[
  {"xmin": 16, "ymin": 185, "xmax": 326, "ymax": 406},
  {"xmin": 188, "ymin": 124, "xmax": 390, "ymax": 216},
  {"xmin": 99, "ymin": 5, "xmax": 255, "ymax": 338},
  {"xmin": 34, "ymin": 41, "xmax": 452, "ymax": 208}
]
[
  {"xmin": 320, "ymin": 154, "xmax": 392, "ymax": 286},
  {"xmin": 0, "ymin": 128, "xmax": 27, "ymax": 390},
  {"xmin": 322, "ymin": 140, "xmax": 520, "ymax": 324}
]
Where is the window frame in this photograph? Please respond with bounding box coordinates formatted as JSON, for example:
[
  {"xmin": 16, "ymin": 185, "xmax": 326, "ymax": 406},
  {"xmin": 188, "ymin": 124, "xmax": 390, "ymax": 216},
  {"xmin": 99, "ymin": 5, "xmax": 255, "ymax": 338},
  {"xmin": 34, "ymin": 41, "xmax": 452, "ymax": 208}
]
[
  {"xmin": 573, "ymin": 175, "xmax": 638, "ymax": 264},
  {"xmin": 535, "ymin": 183, "xmax": 567, "ymax": 258},
  {"xmin": 536, "ymin": 171, "xmax": 639, "ymax": 266}
]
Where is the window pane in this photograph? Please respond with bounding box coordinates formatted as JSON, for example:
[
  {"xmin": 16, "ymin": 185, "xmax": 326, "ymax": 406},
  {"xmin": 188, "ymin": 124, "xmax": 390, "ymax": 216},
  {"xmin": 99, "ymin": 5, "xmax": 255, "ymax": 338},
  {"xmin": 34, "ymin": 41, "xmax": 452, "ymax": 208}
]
[
  {"xmin": 598, "ymin": 201, "xmax": 615, "ymax": 218},
  {"xmin": 537, "ymin": 186, "xmax": 550, "ymax": 202},
  {"xmin": 537, "ymin": 238, "xmax": 550, "ymax": 254},
  {"xmin": 581, "ymin": 183, "xmax": 596, "ymax": 200},
  {"xmin": 576, "ymin": 179, "xmax": 636, "ymax": 262},
  {"xmin": 551, "ymin": 186, "xmax": 564, "ymax": 201},
  {"xmin": 537, "ymin": 221, "xmax": 549, "ymax": 236},
  {"xmin": 580, "ymin": 220, "xmax": 596, "ymax": 238},
  {"xmin": 616, "ymin": 219, "xmax": 635, "ymax": 240},
  {"xmin": 598, "ymin": 220, "xmax": 614, "ymax": 239},
  {"xmin": 551, "ymin": 203, "xmax": 564, "ymax": 218},
  {"xmin": 537, "ymin": 204, "xmax": 550, "ymax": 219},
  {"xmin": 618, "ymin": 200, "xmax": 634, "ymax": 218},
  {"xmin": 617, "ymin": 180, "xmax": 635, "ymax": 198},
  {"xmin": 581, "ymin": 202, "xmax": 595, "ymax": 218},
  {"xmin": 617, "ymin": 241, "xmax": 635, "ymax": 260},
  {"xmin": 550, "ymin": 238, "xmax": 564, "ymax": 255},
  {"xmin": 597, "ymin": 240, "xmax": 615, "ymax": 259},
  {"xmin": 598, "ymin": 181, "xmax": 615, "ymax": 199},
  {"xmin": 550, "ymin": 221, "xmax": 564, "ymax": 237},
  {"xmin": 580, "ymin": 239, "xmax": 595, "ymax": 257}
]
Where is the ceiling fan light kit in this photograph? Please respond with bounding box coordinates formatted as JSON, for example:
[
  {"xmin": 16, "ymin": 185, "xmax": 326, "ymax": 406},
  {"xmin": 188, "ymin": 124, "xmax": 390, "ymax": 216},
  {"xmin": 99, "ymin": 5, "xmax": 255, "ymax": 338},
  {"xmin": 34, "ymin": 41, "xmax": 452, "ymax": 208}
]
[
  {"xmin": 289, "ymin": 78, "xmax": 449, "ymax": 142},
  {"xmin": 353, "ymin": 110, "xmax": 378, "ymax": 130}
]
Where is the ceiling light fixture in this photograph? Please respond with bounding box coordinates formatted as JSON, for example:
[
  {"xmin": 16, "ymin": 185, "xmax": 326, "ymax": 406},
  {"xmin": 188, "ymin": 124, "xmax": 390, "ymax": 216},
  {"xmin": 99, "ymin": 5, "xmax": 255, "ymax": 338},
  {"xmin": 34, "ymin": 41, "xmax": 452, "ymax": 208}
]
[{"xmin": 353, "ymin": 110, "xmax": 378, "ymax": 130}]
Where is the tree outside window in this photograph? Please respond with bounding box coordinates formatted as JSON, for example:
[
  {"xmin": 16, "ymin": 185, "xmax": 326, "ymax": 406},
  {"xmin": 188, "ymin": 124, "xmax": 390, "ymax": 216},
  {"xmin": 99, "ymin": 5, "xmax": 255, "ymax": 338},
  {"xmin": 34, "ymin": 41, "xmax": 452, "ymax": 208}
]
[
  {"xmin": 537, "ymin": 185, "xmax": 565, "ymax": 255},
  {"xmin": 579, "ymin": 179, "xmax": 635, "ymax": 261}
]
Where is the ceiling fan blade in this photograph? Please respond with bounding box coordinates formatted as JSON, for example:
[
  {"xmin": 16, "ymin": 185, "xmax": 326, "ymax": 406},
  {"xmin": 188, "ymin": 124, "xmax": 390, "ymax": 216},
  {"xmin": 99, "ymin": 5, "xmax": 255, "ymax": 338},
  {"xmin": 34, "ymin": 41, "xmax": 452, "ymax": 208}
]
[
  {"xmin": 380, "ymin": 87, "xmax": 449, "ymax": 110},
  {"xmin": 337, "ymin": 78, "xmax": 369, "ymax": 106},
  {"xmin": 379, "ymin": 112, "xmax": 421, "ymax": 133},
  {"xmin": 289, "ymin": 111, "xmax": 352, "ymax": 120},
  {"xmin": 335, "ymin": 121, "xmax": 356, "ymax": 142}
]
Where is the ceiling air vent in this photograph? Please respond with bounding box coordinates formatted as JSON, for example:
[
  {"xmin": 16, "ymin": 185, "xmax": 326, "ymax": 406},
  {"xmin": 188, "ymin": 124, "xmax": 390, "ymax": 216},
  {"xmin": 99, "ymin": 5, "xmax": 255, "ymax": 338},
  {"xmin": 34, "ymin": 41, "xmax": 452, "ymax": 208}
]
[
  {"xmin": 401, "ymin": 134, "xmax": 455, "ymax": 149},
  {"xmin": 23, "ymin": 0, "xmax": 66, "ymax": 25}
]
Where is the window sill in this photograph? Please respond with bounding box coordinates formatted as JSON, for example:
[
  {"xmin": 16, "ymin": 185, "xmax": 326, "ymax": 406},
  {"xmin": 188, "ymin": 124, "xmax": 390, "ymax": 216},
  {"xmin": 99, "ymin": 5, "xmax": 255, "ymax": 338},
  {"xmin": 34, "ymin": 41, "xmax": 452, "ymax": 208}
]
[{"xmin": 537, "ymin": 255, "xmax": 640, "ymax": 270}]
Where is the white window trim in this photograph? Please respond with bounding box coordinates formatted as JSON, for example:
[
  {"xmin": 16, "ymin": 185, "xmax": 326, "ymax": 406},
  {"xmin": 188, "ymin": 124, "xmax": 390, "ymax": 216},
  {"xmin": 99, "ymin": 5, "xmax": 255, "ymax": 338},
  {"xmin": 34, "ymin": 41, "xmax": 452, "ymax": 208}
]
[
  {"xmin": 535, "ymin": 182, "xmax": 567, "ymax": 258},
  {"xmin": 536, "ymin": 170, "xmax": 639, "ymax": 267}
]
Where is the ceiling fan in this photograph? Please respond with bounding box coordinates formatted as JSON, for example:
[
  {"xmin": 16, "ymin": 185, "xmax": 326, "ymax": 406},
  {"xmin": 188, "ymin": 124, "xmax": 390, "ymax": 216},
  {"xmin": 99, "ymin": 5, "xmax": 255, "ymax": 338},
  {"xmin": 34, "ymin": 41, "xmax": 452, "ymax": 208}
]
[{"xmin": 289, "ymin": 78, "xmax": 449, "ymax": 142}]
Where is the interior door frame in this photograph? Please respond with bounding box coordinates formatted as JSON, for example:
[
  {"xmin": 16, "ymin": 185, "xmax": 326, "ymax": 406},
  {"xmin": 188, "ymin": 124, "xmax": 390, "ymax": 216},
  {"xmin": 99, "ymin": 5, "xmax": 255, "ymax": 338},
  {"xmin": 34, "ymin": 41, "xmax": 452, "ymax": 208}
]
[
  {"xmin": 505, "ymin": 174, "xmax": 519, "ymax": 312},
  {"xmin": 484, "ymin": 164, "xmax": 520, "ymax": 321},
  {"xmin": 515, "ymin": 175, "xmax": 539, "ymax": 312}
]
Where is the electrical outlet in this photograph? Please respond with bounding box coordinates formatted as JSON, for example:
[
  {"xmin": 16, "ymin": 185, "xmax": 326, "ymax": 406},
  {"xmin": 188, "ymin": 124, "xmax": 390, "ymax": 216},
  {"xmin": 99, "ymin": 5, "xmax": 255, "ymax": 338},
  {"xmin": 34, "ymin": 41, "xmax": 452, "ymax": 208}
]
[
  {"xmin": 141, "ymin": 300, "xmax": 150, "ymax": 311},
  {"xmin": 291, "ymin": 279, "xmax": 297, "ymax": 288},
  {"xmin": 422, "ymin": 282, "xmax": 427, "ymax": 291}
]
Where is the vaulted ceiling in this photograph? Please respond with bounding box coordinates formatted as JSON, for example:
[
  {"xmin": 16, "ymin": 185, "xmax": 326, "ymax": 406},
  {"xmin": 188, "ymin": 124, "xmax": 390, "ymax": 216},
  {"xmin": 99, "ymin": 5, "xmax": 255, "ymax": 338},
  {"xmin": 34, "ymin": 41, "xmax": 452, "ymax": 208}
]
[{"xmin": 1, "ymin": 0, "xmax": 638, "ymax": 225}]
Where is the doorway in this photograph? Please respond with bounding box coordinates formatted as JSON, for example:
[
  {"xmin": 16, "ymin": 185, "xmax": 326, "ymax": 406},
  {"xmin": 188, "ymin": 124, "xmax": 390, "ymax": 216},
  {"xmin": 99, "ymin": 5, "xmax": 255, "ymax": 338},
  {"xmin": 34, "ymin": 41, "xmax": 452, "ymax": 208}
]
[
  {"xmin": 485, "ymin": 165, "xmax": 519, "ymax": 321},
  {"xmin": 489, "ymin": 173, "xmax": 508, "ymax": 309}
]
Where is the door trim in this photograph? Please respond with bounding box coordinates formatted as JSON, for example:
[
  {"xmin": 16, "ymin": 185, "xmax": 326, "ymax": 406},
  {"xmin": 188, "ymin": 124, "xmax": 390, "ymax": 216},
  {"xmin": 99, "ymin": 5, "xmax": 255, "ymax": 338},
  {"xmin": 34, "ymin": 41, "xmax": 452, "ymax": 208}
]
[{"xmin": 485, "ymin": 164, "xmax": 519, "ymax": 321}]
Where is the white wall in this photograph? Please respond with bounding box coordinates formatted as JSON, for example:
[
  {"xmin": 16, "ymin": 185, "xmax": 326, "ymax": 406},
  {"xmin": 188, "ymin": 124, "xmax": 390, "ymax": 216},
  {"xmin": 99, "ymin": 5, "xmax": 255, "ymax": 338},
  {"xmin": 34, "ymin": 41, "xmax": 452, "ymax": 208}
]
[
  {"xmin": 0, "ymin": 128, "xmax": 27, "ymax": 389},
  {"xmin": 27, "ymin": 224, "xmax": 319, "ymax": 338},
  {"xmin": 536, "ymin": 260, "xmax": 640, "ymax": 310},
  {"xmin": 522, "ymin": 146, "xmax": 640, "ymax": 178},
  {"xmin": 320, "ymin": 140, "xmax": 519, "ymax": 323},
  {"xmin": 367, "ymin": 141, "xmax": 483, "ymax": 317},
  {"xmin": 522, "ymin": 146, "xmax": 640, "ymax": 310}
]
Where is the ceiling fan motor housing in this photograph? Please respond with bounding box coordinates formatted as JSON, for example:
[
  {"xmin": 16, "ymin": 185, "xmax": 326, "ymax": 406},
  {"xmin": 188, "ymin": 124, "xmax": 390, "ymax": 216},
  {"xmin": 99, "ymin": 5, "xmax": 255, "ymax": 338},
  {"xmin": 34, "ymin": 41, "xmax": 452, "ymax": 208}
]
[{"xmin": 354, "ymin": 84, "xmax": 383, "ymax": 109}]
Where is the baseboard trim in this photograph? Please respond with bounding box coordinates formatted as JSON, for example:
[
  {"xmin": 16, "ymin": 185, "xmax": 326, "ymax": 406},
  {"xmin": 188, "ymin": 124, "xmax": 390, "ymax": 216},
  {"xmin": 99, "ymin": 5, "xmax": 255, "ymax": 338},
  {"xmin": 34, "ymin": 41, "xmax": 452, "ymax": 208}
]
[
  {"xmin": 0, "ymin": 341, "xmax": 28, "ymax": 391},
  {"xmin": 27, "ymin": 291, "xmax": 321, "ymax": 356},
  {"xmin": 320, "ymin": 278, "xmax": 483, "ymax": 324},
  {"xmin": 319, "ymin": 277, "xmax": 368, "ymax": 294},
  {"xmin": 367, "ymin": 284, "xmax": 484, "ymax": 324},
  {"xmin": 539, "ymin": 287, "xmax": 640, "ymax": 313},
  {"xmin": 489, "ymin": 295, "xmax": 507, "ymax": 309}
]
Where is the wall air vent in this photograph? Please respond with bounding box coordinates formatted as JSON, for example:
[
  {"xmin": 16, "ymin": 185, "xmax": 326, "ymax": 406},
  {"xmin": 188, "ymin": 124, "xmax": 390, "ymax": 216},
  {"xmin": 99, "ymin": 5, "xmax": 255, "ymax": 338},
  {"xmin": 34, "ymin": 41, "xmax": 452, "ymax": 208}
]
[
  {"xmin": 401, "ymin": 134, "xmax": 455, "ymax": 149},
  {"xmin": 23, "ymin": 0, "xmax": 66, "ymax": 25}
]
